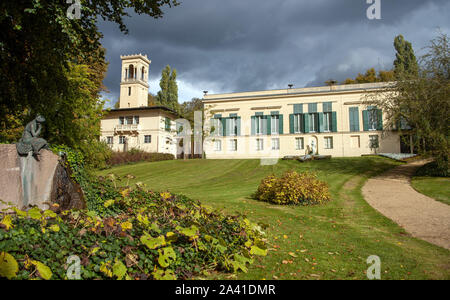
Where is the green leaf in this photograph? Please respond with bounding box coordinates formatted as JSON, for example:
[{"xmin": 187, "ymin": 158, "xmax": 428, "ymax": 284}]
[
  {"xmin": 112, "ymin": 259, "xmax": 127, "ymax": 280},
  {"xmin": 32, "ymin": 260, "xmax": 52, "ymax": 280},
  {"xmin": 152, "ymin": 269, "xmax": 177, "ymax": 280},
  {"xmin": 104, "ymin": 199, "xmax": 115, "ymax": 208},
  {"xmin": 28, "ymin": 207, "xmax": 42, "ymax": 220},
  {"xmin": 175, "ymin": 225, "xmax": 199, "ymax": 238},
  {"xmin": 157, "ymin": 247, "xmax": 177, "ymax": 268},
  {"xmin": 140, "ymin": 235, "xmax": 166, "ymax": 250},
  {"xmin": 49, "ymin": 224, "xmax": 60, "ymax": 232},
  {"xmin": 0, "ymin": 252, "xmax": 19, "ymax": 279},
  {"xmin": 250, "ymin": 245, "xmax": 268, "ymax": 256},
  {"xmin": 0, "ymin": 215, "xmax": 13, "ymax": 230},
  {"xmin": 43, "ymin": 210, "xmax": 57, "ymax": 218},
  {"xmin": 12, "ymin": 207, "xmax": 27, "ymax": 218}
]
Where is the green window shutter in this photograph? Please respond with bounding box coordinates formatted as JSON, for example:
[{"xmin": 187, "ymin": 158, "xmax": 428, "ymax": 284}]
[
  {"xmin": 304, "ymin": 113, "xmax": 310, "ymax": 133},
  {"xmin": 349, "ymin": 107, "xmax": 355, "ymax": 131},
  {"xmin": 221, "ymin": 118, "xmax": 227, "ymax": 136},
  {"xmin": 332, "ymin": 111, "xmax": 338, "ymax": 132},
  {"xmin": 308, "ymin": 103, "xmax": 317, "ymax": 113},
  {"xmin": 289, "ymin": 114, "xmax": 294, "ymax": 134},
  {"xmin": 362, "ymin": 110, "xmax": 369, "ymax": 131},
  {"xmin": 266, "ymin": 115, "xmax": 272, "ymax": 135},
  {"xmin": 271, "ymin": 111, "xmax": 279, "ymax": 115},
  {"xmin": 237, "ymin": 117, "xmax": 241, "ymax": 136},
  {"xmin": 377, "ymin": 109, "xmax": 383, "ymax": 130},
  {"xmin": 354, "ymin": 109, "xmax": 360, "ymax": 132},
  {"xmin": 278, "ymin": 114, "xmax": 284, "ymax": 134},
  {"xmin": 293, "ymin": 104, "xmax": 303, "ymax": 114},
  {"xmin": 323, "ymin": 102, "xmax": 332, "ymax": 112},
  {"xmin": 318, "ymin": 112, "xmax": 324, "ymax": 132},
  {"xmin": 251, "ymin": 116, "xmax": 256, "ymax": 135}
]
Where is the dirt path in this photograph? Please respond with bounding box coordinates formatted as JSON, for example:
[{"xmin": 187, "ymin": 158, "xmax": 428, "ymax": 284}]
[{"xmin": 362, "ymin": 160, "xmax": 450, "ymax": 250}]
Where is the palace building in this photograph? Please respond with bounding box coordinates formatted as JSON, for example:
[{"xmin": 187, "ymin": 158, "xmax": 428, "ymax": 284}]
[
  {"xmin": 100, "ymin": 54, "xmax": 179, "ymax": 156},
  {"xmin": 202, "ymin": 82, "xmax": 405, "ymax": 159}
]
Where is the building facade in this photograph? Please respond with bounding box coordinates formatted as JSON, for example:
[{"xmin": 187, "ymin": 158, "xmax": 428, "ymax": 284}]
[
  {"xmin": 100, "ymin": 54, "xmax": 178, "ymax": 156},
  {"xmin": 202, "ymin": 82, "xmax": 402, "ymax": 159}
]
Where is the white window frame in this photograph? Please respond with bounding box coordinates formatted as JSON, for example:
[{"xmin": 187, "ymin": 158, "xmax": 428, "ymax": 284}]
[
  {"xmin": 256, "ymin": 116, "xmax": 264, "ymax": 135},
  {"xmin": 144, "ymin": 135, "xmax": 151, "ymax": 143},
  {"xmin": 229, "ymin": 139, "xmax": 237, "ymax": 152},
  {"xmin": 256, "ymin": 138, "xmax": 264, "ymax": 151},
  {"xmin": 295, "ymin": 137, "xmax": 304, "ymax": 150},
  {"xmin": 294, "ymin": 114, "xmax": 302, "ymax": 133},
  {"xmin": 271, "ymin": 138, "xmax": 280, "ymax": 150},
  {"xmin": 324, "ymin": 137, "xmax": 333, "ymax": 149},
  {"xmin": 368, "ymin": 109, "xmax": 378, "ymax": 131},
  {"xmin": 271, "ymin": 116, "xmax": 279, "ymax": 134},
  {"xmin": 214, "ymin": 140, "xmax": 222, "ymax": 151},
  {"xmin": 309, "ymin": 113, "xmax": 317, "ymax": 132},
  {"xmin": 323, "ymin": 112, "xmax": 332, "ymax": 132},
  {"xmin": 106, "ymin": 136, "xmax": 113, "ymax": 145},
  {"xmin": 119, "ymin": 136, "xmax": 126, "ymax": 144},
  {"xmin": 229, "ymin": 118, "xmax": 237, "ymax": 136}
]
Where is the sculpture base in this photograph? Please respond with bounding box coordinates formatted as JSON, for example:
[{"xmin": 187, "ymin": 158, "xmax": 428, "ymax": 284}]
[{"xmin": 0, "ymin": 144, "xmax": 85, "ymax": 211}]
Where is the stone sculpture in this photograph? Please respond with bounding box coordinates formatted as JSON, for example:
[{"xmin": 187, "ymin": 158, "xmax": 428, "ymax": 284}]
[{"xmin": 16, "ymin": 115, "xmax": 50, "ymax": 157}]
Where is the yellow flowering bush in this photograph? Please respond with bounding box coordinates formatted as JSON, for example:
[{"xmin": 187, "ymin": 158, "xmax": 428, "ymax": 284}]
[{"xmin": 254, "ymin": 170, "xmax": 331, "ymax": 205}]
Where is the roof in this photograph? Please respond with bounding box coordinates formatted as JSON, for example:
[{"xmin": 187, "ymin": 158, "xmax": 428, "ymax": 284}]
[
  {"xmin": 104, "ymin": 106, "xmax": 181, "ymax": 118},
  {"xmin": 202, "ymin": 82, "xmax": 394, "ymax": 103}
]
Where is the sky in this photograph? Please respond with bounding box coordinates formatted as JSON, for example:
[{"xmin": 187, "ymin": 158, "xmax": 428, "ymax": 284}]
[{"xmin": 98, "ymin": 0, "xmax": 449, "ymax": 106}]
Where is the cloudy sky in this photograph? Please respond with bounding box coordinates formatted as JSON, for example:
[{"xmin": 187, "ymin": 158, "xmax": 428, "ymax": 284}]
[{"xmin": 98, "ymin": 0, "xmax": 449, "ymax": 106}]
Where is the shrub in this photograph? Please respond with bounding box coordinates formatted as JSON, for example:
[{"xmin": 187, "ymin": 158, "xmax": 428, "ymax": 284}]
[
  {"xmin": 0, "ymin": 147, "xmax": 267, "ymax": 280},
  {"xmin": 415, "ymin": 161, "xmax": 449, "ymax": 177},
  {"xmin": 106, "ymin": 149, "xmax": 174, "ymax": 167},
  {"xmin": 254, "ymin": 170, "xmax": 331, "ymax": 205}
]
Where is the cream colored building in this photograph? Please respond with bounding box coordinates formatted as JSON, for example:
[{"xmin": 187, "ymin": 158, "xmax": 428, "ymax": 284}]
[
  {"xmin": 202, "ymin": 82, "xmax": 403, "ymax": 159},
  {"xmin": 100, "ymin": 54, "xmax": 178, "ymax": 155}
]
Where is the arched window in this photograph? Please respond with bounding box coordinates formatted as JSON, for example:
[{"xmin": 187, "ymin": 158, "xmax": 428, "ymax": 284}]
[
  {"xmin": 125, "ymin": 68, "xmax": 128, "ymax": 80},
  {"xmin": 129, "ymin": 65, "xmax": 134, "ymax": 79}
]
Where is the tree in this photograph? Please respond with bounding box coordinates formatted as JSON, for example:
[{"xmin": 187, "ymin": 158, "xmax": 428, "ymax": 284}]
[
  {"xmin": 148, "ymin": 93, "xmax": 159, "ymax": 106},
  {"xmin": 342, "ymin": 68, "xmax": 395, "ymax": 84},
  {"xmin": 0, "ymin": 1, "xmax": 177, "ymax": 130},
  {"xmin": 156, "ymin": 65, "xmax": 179, "ymax": 112},
  {"xmin": 393, "ymin": 34, "xmax": 419, "ymax": 78},
  {"xmin": 369, "ymin": 33, "xmax": 449, "ymax": 175}
]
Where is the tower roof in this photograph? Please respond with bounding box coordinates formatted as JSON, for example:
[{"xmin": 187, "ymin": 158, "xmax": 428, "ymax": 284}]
[{"xmin": 120, "ymin": 53, "xmax": 151, "ymax": 65}]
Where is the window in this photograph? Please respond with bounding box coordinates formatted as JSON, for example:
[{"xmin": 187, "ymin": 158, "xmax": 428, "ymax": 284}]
[
  {"xmin": 349, "ymin": 107, "xmax": 360, "ymax": 132},
  {"xmin": 324, "ymin": 137, "xmax": 333, "ymax": 149},
  {"xmin": 350, "ymin": 136, "xmax": 360, "ymax": 148},
  {"xmin": 106, "ymin": 136, "xmax": 113, "ymax": 145},
  {"xmin": 214, "ymin": 140, "xmax": 222, "ymax": 151},
  {"xmin": 294, "ymin": 114, "xmax": 303, "ymax": 133},
  {"xmin": 119, "ymin": 136, "xmax": 126, "ymax": 144},
  {"xmin": 119, "ymin": 117, "xmax": 124, "ymax": 125},
  {"xmin": 126, "ymin": 116, "xmax": 133, "ymax": 125},
  {"xmin": 229, "ymin": 117, "xmax": 237, "ymax": 136},
  {"xmin": 134, "ymin": 116, "xmax": 140, "ymax": 125},
  {"xmin": 212, "ymin": 118, "xmax": 222, "ymax": 136},
  {"xmin": 229, "ymin": 139, "xmax": 237, "ymax": 151},
  {"xmin": 271, "ymin": 138, "xmax": 280, "ymax": 150},
  {"xmin": 256, "ymin": 138, "xmax": 264, "ymax": 151},
  {"xmin": 369, "ymin": 135, "xmax": 379, "ymax": 149},
  {"xmin": 368, "ymin": 109, "xmax": 378, "ymax": 131},
  {"xmin": 141, "ymin": 67, "xmax": 145, "ymax": 81},
  {"xmin": 323, "ymin": 112, "xmax": 332, "ymax": 132},
  {"xmin": 128, "ymin": 87, "xmax": 131, "ymax": 96},
  {"xmin": 256, "ymin": 116, "xmax": 264, "ymax": 135},
  {"xmin": 295, "ymin": 137, "xmax": 304, "ymax": 150},
  {"xmin": 309, "ymin": 113, "xmax": 318, "ymax": 132},
  {"xmin": 144, "ymin": 135, "xmax": 151, "ymax": 143},
  {"xmin": 271, "ymin": 115, "xmax": 279, "ymax": 134},
  {"xmin": 165, "ymin": 117, "xmax": 171, "ymax": 132}
]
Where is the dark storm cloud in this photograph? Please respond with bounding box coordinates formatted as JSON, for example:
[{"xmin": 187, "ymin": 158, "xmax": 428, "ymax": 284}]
[{"xmin": 98, "ymin": 0, "xmax": 450, "ymax": 104}]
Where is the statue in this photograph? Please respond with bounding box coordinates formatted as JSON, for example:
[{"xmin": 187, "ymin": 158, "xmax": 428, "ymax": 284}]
[{"xmin": 16, "ymin": 115, "xmax": 50, "ymax": 157}]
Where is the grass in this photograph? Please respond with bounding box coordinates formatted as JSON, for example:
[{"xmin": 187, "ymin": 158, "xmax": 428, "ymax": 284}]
[
  {"xmin": 411, "ymin": 176, "xmax": 450, "ymax": 206},
  {"xmin": 98, "ymin": 157, "xmax": 450, "ymax": 280}
]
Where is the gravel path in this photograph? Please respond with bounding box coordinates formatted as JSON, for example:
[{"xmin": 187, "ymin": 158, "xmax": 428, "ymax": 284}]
[{"xmin": 362, "ymin": 160, "xmax": 450, "ymax": 250}]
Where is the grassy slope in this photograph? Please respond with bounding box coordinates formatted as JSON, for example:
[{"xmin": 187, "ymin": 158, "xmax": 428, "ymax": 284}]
[
  {"xmin": 411, "ymin": 177, "xmax": 450, "ymax": 206},
  {"xmin": 99, "ymin": 157, "xmax": 450, "ymax": 280}
]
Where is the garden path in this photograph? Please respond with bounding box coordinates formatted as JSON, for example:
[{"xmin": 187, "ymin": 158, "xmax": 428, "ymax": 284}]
[{"xmin": 362, "ymin": 160, "xmax": 450, "ymax": 250}]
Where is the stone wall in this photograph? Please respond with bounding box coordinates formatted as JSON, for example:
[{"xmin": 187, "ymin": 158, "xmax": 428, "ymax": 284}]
[{"xmin": 0, "ymin": 144, "xmax": 85, "ymax": 211}]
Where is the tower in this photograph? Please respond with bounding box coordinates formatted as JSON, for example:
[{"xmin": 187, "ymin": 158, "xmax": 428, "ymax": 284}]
[{"xmin": 119, "ymin": 54, "xmax": 151, "ymax": 108}]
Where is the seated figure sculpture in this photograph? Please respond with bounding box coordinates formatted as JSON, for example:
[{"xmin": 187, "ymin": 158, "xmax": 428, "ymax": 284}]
[{"xmin": 16, "ymin": 115, "xmax": 50, "ymax": 157}]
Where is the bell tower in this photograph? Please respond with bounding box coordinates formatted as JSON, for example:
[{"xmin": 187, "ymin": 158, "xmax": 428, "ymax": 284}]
[{"xmin": 119, "ymin": 54, "xmax": 151, "ymax": 108}]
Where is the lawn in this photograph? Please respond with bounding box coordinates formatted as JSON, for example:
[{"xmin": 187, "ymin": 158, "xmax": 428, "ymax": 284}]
[
  {"xmin": 411, "ymin": 176, "xmax": 450, "ymax": 206},
  {"xmin": 98, "ymin": 157, "xmax": 450, "ymax": 280}
]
